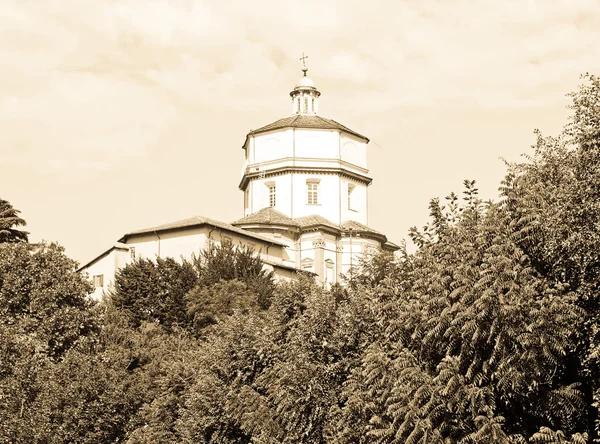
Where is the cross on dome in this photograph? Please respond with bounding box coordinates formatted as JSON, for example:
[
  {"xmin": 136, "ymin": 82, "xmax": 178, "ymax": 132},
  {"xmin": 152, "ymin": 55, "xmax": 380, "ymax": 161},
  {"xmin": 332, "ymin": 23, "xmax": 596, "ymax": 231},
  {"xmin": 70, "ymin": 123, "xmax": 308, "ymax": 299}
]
[
  {"xmin": 290, "ymin": 52, "xmax": 320, "ymax": 115},
  {"xmin": 300, "ymin": 52, "xmax": 308, "ymax": 75}
]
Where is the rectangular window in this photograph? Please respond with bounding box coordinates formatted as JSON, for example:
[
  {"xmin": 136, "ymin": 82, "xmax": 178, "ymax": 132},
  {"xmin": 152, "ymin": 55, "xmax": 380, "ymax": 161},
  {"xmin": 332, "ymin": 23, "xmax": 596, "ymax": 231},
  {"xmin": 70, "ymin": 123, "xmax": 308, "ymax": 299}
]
[
  {"xmin": 93, "ymin": 274, "xmax": 104, "ymax": 288},
  {"xmin": 311, "ymin": 97, "xmax": 315, "ymax": 112},
  {"xmin": 307, "ymin": 182, "xmax": 319, "ymax": 205},
  {"xmin": 130, "ymin": 246, "xmax": 136, "ymax": 259},
  {"xmin": 348, "ymin": 184, "xmax": 356, "ymax": 210},
  {"xmin": 269, "ymin": 184, "xmax": 276, "ymax": 207},
  {"xmin": 297, "ymin": 98, "xmax": 300, "ymax": 113},
  {"xmin": 304, "ymin": 97, "xmax": 308, "ymax": 113}
]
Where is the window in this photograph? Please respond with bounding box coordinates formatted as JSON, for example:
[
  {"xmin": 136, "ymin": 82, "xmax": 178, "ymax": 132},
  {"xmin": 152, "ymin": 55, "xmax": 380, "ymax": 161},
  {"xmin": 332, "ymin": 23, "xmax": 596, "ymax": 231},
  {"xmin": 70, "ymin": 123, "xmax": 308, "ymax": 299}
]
[
  {"xmin": 130, "ymin": 246, "xmax": 136, "ymax": 260},
  {"xmin": 325, "ymin": 259, "xmax": 334, "ymax": 284},
  {"xmin": 311, "ymin": 97, "xmax": 315, "ymax": 112},
  {"xmin": 348, "ymin": 184, "xmax": 356, "ymax": 210},
  {"xmin": 302, "ymin": 257, "xmax": 314, "ymax": 271},
  {"xmin": 307, "ymin": 182, "xmax": 319, "ymax": 205},
  {"xmin": 304, "ymin": 97, "xmax": 308, "ymax": 113},
  {"xmin": 296, "ymin": 98, "xmax": 300, "ymax": 113},
  {"xmin": 269, "ymin": 184, "xmax": 276, "ymax": 207},
  {"xmin": 93, "ymin": 274, "xmax": 104, "ymax": 288}
]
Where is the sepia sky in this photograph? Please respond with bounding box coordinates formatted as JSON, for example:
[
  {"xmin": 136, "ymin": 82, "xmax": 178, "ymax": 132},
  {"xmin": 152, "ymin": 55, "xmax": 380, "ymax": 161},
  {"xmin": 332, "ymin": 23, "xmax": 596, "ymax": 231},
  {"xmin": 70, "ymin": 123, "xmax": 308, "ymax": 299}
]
[{"xmin": 1, "ymin": 0, "xmax": 599, "ymax": 264}]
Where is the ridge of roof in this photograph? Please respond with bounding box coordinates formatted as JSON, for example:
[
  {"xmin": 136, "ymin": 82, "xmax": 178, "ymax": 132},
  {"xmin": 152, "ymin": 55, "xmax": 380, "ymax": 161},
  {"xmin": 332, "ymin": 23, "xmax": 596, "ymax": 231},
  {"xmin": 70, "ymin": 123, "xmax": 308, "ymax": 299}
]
[
  {"xmin": 246, "ymin": 115, "xmax": 369, "ymax": 142},
  {"xmin": 78, "ymin": 242, "xmax": 130, "ymax": 272},
  {"xmin": 232, "ymin": 207, "xmax": 300, "ymax": 227},
  {"xmin": 341, "ymin": 220, "xmax": 383, "ymax": 236},
  {"xmin": 383, "ymin": 240, "xmax": 402, "ymax": 251},
  {"xmin": 293, "ymin": 214, "xmax": 340, "ymax": 231},
  {"xmin": 120, "ymin": 215, "xmax": 288, "ymax": 247}
]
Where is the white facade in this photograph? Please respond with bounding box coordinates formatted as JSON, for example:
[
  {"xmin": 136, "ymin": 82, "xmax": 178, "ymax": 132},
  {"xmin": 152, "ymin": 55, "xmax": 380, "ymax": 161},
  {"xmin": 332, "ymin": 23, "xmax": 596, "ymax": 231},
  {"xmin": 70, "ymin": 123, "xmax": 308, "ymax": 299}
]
[
  {"xmin": 242, "ymin": 128, "xmax": 370, "ymax": 226},
  {"xmin": 80, "ymin": 64, "xmax": 398, "ymax": 298},
  {"xmin": 81, "ymin": 220, "xmax": 297, "ymax": 300},
  {"xmin": 235, "ymin": 66, "xmax": 398, "ymax": 284}
]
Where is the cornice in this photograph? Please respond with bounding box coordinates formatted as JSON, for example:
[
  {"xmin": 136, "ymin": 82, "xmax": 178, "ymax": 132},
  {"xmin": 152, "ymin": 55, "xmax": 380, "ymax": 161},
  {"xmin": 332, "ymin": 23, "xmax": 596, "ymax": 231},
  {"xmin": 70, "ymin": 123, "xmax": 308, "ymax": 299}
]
[
  {"xmin": 236, "ymin": 221, "xmax": 389, "ymax": 245},
  {"xmin": 245, "ymin": 156, "xmax": 370, "ymax": 175},
  {"xmin": 239, "ymin": 166, "xmax": 373, "ymax": 189}
]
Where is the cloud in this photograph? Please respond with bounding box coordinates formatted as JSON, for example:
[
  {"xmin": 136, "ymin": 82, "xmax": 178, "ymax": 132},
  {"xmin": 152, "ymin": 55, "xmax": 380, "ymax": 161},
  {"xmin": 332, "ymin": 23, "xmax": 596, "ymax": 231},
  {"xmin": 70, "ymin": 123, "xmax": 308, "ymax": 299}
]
[{"xmin": 1, "ymin": 0, "xmax": 599, "ymax": 182}]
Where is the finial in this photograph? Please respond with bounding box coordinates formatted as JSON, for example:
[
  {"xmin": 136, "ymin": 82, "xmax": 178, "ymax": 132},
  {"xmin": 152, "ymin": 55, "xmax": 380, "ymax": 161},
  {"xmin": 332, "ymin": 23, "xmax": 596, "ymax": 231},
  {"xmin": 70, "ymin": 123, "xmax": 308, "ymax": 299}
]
[{"xmin": 300, "ymin": 52, "xmax": 308, "ymax": 76}]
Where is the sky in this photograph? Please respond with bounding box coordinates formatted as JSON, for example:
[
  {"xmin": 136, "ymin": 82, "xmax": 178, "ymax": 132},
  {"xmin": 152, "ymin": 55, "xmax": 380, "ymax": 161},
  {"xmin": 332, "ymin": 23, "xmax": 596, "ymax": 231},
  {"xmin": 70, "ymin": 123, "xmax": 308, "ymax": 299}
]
[{"xmin": 1, "ymin": 0, "xmax": 599, "ymax": 265}]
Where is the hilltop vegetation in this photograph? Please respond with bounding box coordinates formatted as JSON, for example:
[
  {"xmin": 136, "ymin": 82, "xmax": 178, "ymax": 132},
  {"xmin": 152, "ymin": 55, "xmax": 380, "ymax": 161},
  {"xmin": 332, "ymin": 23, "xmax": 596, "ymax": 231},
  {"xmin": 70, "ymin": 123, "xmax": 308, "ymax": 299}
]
[{"xmin": 1, "ymin": 74, "xmax": 600, "ymax": 443}]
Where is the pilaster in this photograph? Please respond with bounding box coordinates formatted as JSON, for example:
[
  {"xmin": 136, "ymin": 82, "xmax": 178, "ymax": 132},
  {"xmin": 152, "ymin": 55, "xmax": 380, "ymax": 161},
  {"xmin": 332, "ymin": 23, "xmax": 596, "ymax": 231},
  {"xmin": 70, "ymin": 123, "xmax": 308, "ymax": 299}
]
[{"xmin": 312, "ymin": 236, "xmax": 326, "ymax": 282}]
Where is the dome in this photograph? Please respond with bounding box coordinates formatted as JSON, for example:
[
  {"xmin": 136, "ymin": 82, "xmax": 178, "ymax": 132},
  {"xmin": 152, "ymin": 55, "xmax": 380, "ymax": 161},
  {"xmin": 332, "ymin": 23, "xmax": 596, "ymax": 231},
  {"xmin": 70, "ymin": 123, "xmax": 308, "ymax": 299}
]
[
  {"xmin": 296, "ymin": 75, "xmax": 314, "ymax": 88},
  {"xmin": 289, "ymin": 63, "xmax": 321, "ymax": 115}
]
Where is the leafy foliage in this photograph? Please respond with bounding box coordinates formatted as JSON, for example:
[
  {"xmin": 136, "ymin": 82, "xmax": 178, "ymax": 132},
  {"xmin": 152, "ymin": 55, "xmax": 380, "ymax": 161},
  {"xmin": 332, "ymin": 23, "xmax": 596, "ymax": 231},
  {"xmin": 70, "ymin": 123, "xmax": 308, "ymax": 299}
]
[
  {"xmin": 0, "ymin": 242, "xmax": 96, "ymax": 358},
  {"xmin": 0, "ymin": 198, "xmax": 28, "ymax": 243},
  {"xmin": 0, "ymin": 242, "xmax": 97, "ymax": 442},
  {"xmin": 194, "ymin": 240, "xmax": 274, "ymax": 287},
  {"xmin": 3, "ymin": 74, "xmax": 600, "ymax": 443},
  {"xmin": 111, "ymin": 256, "xmax": 197, "ymax": 329}
]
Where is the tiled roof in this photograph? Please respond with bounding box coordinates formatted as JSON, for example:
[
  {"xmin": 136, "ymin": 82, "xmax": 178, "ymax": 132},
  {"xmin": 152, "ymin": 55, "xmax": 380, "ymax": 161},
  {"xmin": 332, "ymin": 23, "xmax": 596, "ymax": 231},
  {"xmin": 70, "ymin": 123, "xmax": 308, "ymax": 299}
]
[
  {"xmin": 230, "ymin": 208, "xmax": 400, "ymax": 251},
  {"xmin": 247, "ymin": 115, "xmax": 369, "ymax": 141},
  {"xmin": 120, "ymin": 216, "xmax": 288, "ymax": 247},
  {"xmin": 294, "ymin": 214, "xmax": 340, "ymax": 231},
  {"xmin": 295, "ymin": 216, "xmax": 391, "ymax": 241},
  {"xmin": 232, "ymin": 208, "xmax": 299, "ymax": 227},
  {"xmin": 384, "ymin": 240, "xmax": 402, "ymax": 251},
  {"xmin": 234, "ymin": 211, "xmax": 390, "ymax": 241},
  {"xmin": 341, "ymin": 220, "xmax": 383, "ymax": 236},
  {"xmin": 262, "ymin": 259, "xmax": 303, "ymax": 273}
]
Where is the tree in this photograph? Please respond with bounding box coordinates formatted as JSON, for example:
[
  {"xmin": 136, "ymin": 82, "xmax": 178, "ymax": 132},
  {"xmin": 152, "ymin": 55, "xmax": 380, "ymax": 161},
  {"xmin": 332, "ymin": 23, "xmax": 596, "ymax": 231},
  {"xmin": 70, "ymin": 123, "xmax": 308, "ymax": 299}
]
[
  {"xmin": 0, "ymin": 242, "xmax": 98, "ymax": 442},
  {"xmin": 185, "ymin": 241, "xmax": 277, "ymax": 334},
  {"xmin": 0, "ymin": 198, "xmax": 28, "ymax": 243},
  {"xmin": 0, "ymin": 242, "xmax": 96, "ymax": 358},
  {"xmin": 193, "ymin": 240, "xmax": 275, "ymax": 307},
  {"xmin": 501, "ymin": 74, "xmax": 600, "ymax": 441},
  {"xmin": 327, "ymin": 175, "xmax": 588, "ymax": 442},
  {"xmin": 110, "ymin": 257, "xmax": 198, "ymax": 329},
  {"xmin": 178, "ymin": 276, "xmax": 336, "ymax": 443}
]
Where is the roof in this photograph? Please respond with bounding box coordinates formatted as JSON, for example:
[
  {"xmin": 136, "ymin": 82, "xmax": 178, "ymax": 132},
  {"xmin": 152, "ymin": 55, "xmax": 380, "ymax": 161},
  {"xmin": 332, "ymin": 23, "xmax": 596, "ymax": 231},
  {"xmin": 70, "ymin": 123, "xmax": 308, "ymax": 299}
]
[
  {"xmin": 294, "ymin": 214, "xmax": 340, "ymax": 232},
  {"xmin": 341, "ymin": 220, "xmax": 383, "ymax": 236},
  {"xmin": 78, "ymin": 242, "xmax": 129, "ymax": 271},
  {"xmin": 246, "ymin": 115, "xmax": 369, "ymax": 142},
  {"xmin": 262, "ymin": 258, "xmax": 303, "ymax": 273},
  {"xmin": 119, "ymin": 215, "xmax": 288, "ymax": 247},
  {"xmin": 232, "ymin": 210, "xmax": 396, "ymax": 245},
  {"xmin": 232, "ymin": 208, "xmax": 300, "ymax": 227},
  {"xmin": 383, "ymin": 240, "xmax": 402, "ymax": 251}
]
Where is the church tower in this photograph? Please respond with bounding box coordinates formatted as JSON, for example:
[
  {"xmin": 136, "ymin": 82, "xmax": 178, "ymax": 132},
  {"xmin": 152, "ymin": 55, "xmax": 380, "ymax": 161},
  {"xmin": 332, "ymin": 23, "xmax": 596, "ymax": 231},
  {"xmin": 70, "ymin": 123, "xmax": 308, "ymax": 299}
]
[
  {"xmin": 80, "ymin": 55, "xmax": 399, "ymax": 298},
  {"xmin": 234, "ymin": 56, "xmax": 398, "ymax": 283},
  {"xmin": 238, "ymin": 59, "xmax": 372, "ymax": 225}
]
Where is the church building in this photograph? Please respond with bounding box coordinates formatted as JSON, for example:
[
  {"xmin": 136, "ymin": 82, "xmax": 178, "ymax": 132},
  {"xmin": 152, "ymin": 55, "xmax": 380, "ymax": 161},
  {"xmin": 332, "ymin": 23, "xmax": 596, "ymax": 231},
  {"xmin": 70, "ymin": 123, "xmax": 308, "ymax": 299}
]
[{"xmin": 80, "ymin": 60, "xmax": 399, "ymax": 299}]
